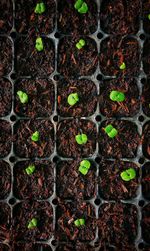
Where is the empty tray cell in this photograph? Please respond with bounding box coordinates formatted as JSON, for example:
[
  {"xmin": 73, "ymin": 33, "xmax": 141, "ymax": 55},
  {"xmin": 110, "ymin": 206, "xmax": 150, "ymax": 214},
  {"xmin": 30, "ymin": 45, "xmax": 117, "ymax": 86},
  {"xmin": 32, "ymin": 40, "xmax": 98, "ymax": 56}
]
[
  {"xmin": 100, "ymin": 0, "xmax": 140, "ymax": 35},
  {"xmin": 57, "ymin": 0, "xmax": 97, "ymax": 35},
  {"xmin": 56, "ymin": 201, "xmax": 96, "ymax": 241},
  {"xmin": 56, "ymin": 159, "xmax": 96, "ymax": 199},
  {"xmin": 0, "ymin": 203, "xmax": 11, "ymax": 243},
  {"xmin": 14, "ymin": 160, "xmax": 54, "ymax": 200},
  {"xmin": 142, "ymin": 0, "xmax": 150, "ymax": 34},
  {"xmin": 56, "ymin": 243, "xmax": 95, "ymax": 251},
  {"xmin": 57, "ymin": 78, "xmax": 97, "ymax": 117},
  {"xmin": 142, "ymin": 162, "xmax": 150, "ymax": 200},
  {"xmin": 0, "ymin": 79, "xmax": 12, "ymax": 117},
  {"xmin": 15, "ymin": 79, "xmax": 54, "ymax": 118},
  {"xmin": 0, "ymin": 120, "xmax": 12, "ymax": 157},
  {"xmin": 0, "ymin": 0, "xmax": 13, "ymax": 34},
  {"xmin": 14, "ymin": 119, "xmax": 54, "ymax": 158},
  {"xmin": 57, "ymin": 119, "xmax": 97, "ymax": 158},
  {"xmin": 98, "ymin": 203, "xmax": 138, "ymax": 247},
  {"xmin": 58, "ymin": 36, "xmax": 98, "ymax": 77},
  {"xmin": 15, "ymin": 0, "xmax": 56, "ymax": 34},
  {"xmin": 16, "ymin": 36, "xmax": 55, "ymax": 77},
  {"xmin": 99, "ymin": 120, "xmax": 140, "ymax": 158},
  {"xmin": 99, "ymin": 78, "xmax": 140, "ymax": 117},
  {"xmin": 0, "ymin": 161, "xmax": 11, "ymax": 199},
  {"xmin": 100, "ymin": 36, "xmax": 140, "ymax": 77},
  {"xmin": 142, "ymin": 78, "xmax": 150, "ymax": 117},
  {"xmin": 143, "ymin": 39, "xmax": 150, "ymax": 77},
  {"xmin": 99, "ymin": 160, "xmax": 139, "ymax": 200},
  {"xmin": 12, "ymin": 243, "xmax": 52, "ymax": 251},
  {"xmin": 142, "ymin": 122, "xmax": 150, "ymax": 159},
  {"xmin": 0, "ymin": 37, "xmax": 12, "ymax": 77},
  {"xmin": 142, "ymin": 203, "xmax": 150, "ymax": 243}
]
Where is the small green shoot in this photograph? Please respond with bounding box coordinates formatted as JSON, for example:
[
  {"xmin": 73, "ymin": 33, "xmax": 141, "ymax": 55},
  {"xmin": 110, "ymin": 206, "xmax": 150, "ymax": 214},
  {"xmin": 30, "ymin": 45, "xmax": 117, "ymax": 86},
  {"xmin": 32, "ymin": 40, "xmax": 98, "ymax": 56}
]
[
  {"xmin": 25, "ymin": 165, "xmax": 35, "ymax": 175},
  {"xmin": 35, "ymin": 37, "xmax": 44, "ymax": 52},
  {"xmin": 74, "ymin": 0, "xmax": 88, "ymax": 14},
  {"xmin": 67, "ymin": 93, "xmax": 79, "ymax": 106},
  {"xmin": 17, "ymin": 91, "xmax": 28, "ymax": 104},
  {"xmin": 120, "ymin": 168, "xmax": 136, "ymax": 181},
  {"xmin": 79, "ymin": 160, "xmax": 91, "ymax": 175},
  {"xmin": 27, "ymin": 218, "xmax": 38, "ymax": 229},
  {"xmin": 74, "ymin": 218, "xmax": 85, "ymax": 227},
  {"xmin": 119, "ymin": 62, "xmax": 126, "ymax": 70},
  {"xmin": 31, "ymin": 131, "xmax": 40, "ymax": 142},
  {"xmin": 75, "ymin": 133, "xmax": 88, "ymax": 145},
  {"xmin": 148, "ymin": 14, "xmax": 150, "ymax": 20},
  {"xmin": 104, "ymin": 124, "xmax": 118, "ymax": 138},
  {"xmin": 110, "ymin": 90, "xmax": 125, "ymax": 102},
  {"xmin": 76, "ymin": 39, "xmax": 86, "ymax": 50},
  {"xmin": 34, "ymin": 2, "xmax": 46, "ymax": 14}
]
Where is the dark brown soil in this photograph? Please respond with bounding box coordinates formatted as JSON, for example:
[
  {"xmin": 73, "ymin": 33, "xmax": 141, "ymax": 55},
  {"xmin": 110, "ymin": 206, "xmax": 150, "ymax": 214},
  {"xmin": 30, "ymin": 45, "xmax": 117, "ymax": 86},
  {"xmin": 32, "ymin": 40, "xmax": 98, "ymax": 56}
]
[
  {"xmin": 56, "ymin": 242, "xmax": 95, "ymax": 251},
  {"xmin": 142, "ymin": 163, "xmax": 150, "ymax": 200},
  {"xmin": 15, "ymin": 0, "xmax": 56, "ymax": 34},
  {"xmin": 58, "ymin": 36, "xmax": 98, "ymax": 77},
  {"xmin": 0, "ymin": 37, "xmax": 12, "ymax": 77},
  {"xmin": 57, "ymin": 0, "xmax": 97, "ymax": 35},
  {"xmin": 57, "ymin": 78, "xmax": 97, "ymax": 117},
  {"xmin": 0, "ymin": 161, "xmax": 11, "ymax": 199},
  {"xmin": 13, "ymin": 201, "xmax": 53, "ymax": 241},
  {"xmin": 15, "ymin": 79, "xmax": 54, "ymax": 118},
  {"xmin": 0, "ymin": 244, "xmax": 9, "ymax": 251},
  {"xmin": 99, "ymin": 78, "xmax": 140, "ymax": 117},
  {"xmin": 99, "ymin": 160, "xmax": 139, "ymax": 200},
  {"xmin": 0, "ymin": 203, "xmax": 11, "ymax": 243},
  {"xmin": 0, "ymin": 79, "xmax": 12, "ymax": 117},
  {"xmin": 142, "ymin": 122, "xmax": 150, "ymax": 159},
  {"xmin": 99, "ymin": 120, "xmax": 140, "ymax": 158},
  {"xmin": 56, "ymin": 200, "xmax": 96, "ymax": 241},
  {"xmin": 143, "ymin": 39, "xmax": 150, "ymax": 76},
  {"xmin": 14, "ymin": 120, "xmax": 54, "ymax": 158},
  {"xmin": 13, "ymin": 160, "xmax": 54, "ymax": 200},
  {"xmin": 100, "ymin": 36, "xmax": 140, "ymax": 77},
  {"xmin": 142, "ymin": 0, "xmax": 150, "ymax": 34},
  {"xmin": 56, "ymin": 159, "xmax": 96, "ymax": 199},
  {"xmin": 12, "ymin": 243, "xmax": 52, "ymax": 251},
  {"xmin": 0, "ymin": 120, "xmax": 12, "ymax": 158},
  {"xmin": 0, "ymin": 0, "xmax": 13, "ymax": 34},
  {"xmin": 98, "ymin": 203, "xmax": 138, "ymax": 247},
  {"xmin": 100, "ymin": 0, "xmax": 140, "ymax": 35},
  {"xmin": 57, "ymin": 119, "xmax": 97, "ymax": 158},
  {"xmin": 142, "ymin": 204, "xmax": 150, "ymax": 243},
  {"xmin": 16, "ymin": 36, "xmax": 55, "ymax": 77},
  {"xmin": 142, "ymin": 79, "xmax": 150, "ymax": 117}
]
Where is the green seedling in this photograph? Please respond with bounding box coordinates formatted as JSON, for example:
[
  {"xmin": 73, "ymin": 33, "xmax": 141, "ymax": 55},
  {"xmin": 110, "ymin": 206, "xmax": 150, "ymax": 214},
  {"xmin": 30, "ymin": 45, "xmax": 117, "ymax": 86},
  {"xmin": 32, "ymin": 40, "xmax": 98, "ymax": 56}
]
[
  {"xmin": 35, "ymin": 37, "xmax": 44, "ymax": 52},
  {"xmin": 79, "ymin": 160, "xmax": 91, "ymax": 175},
  {"xmin": 67, "ymin": 93, "xmax": 79, "ymax": 106},
  {"xmin": 34, "ymin": 2, "xmax": 46, "ymax": 14},
  {"xmin": 25, "ymin": 165, "xmax": 35, "ymax": 175},
  {"xmin": 76, "ymin": 39, "xmax": 86, "ymax": 50},
  {"xmin": 104, "ymin": 124, "xmax": 118, "ymax": 138},
  {"xmin": 17, "ymin": 91, "xmax": 28, "ymax": 104},
  {"xmin": 120, "ymin": 168, "xmax": 136, "ymax": 181},
  {"xmin": 31, "ymin": 131, "xmax": 40, "ymax": 142},
  {"xmin": 74, "ymin": 0, "xmax": 88, "ymax": 14},
  {"xmin": 27, "ymin": 218, "xmax": 38, "ymax": 229},
  {"xmin": 74, "ymin": 218, "xmax": 85, "ymax": 227},
  {"xmin": 110, "ymin": 90, "xmax": 125, "ymax": 102},
  {"xmin": 119, "ymin": 62, "xmax": 126, "ymax": 70},
  {"xmin": 75, "ymin": 133, "xmax": 88, "ymax": 145},
  {"xmin": 148, "ymin": 14, "xmax": 150, "ymax": 20}
]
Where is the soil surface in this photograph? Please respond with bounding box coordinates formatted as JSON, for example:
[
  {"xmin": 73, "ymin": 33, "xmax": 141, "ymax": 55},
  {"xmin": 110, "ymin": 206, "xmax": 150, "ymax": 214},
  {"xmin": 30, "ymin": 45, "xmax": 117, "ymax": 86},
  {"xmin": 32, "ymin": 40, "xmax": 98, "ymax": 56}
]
[
  {"xmin": 0, "ymin": 120, "xmax": 12, "ymax": 157},
  {"xmin": 56, "ymin": 242, "xmax": 95, "ymax": 251},
  {"xmin": 100, "ymin": 36, "xmax": 140, "ymax": 77},
  {"xmin": 58, "ymin": 36, "xmax": 98, "ymax": 77},
  {"xmin": 56, "ymin": 200, "xmax": 96, "ymax": 241},
  {"xmin": 57, "ymin": 119, "xmax": 97, "ymax": 158},
  {"xmin": 142, "ymin": 122, "xmax": 150, "ymax": 159},
  {"xmin": 16, "ymin": 36, "xmax": 55, "ymax": 77},
  {"xmin": 57, "ymin": 78, "xmax": 97, "ymax": 117},
  {"xmin": 15, "ymin": 79, "xmax": 54, "ymax": 118},
  {"xmin": 0, "ymin": 161, "xmax": 11, "ymax": 199},
  {"xmin": 12, "ymin": 243, "xmax": 52, "ymax": 251},
  {"xmin": 0, "ymin": 37, "xmax": 12, "ymax": 77},
  {"xmin": 57, "ymin": 0, "xmax": 97, "ymax": 35},
  {"xmin": 99, "ymin": 78, "xmax": 140, "ymax": 117},
  {"xmin": 15, "ymin": 0, "xmax": 56, "ymax": 34},
  {"xmin": 14, "ymin": 120, "xmax": 54, "ymax": 158},
  {"xmin": 100, "ymin": 0, "xmax": 140, "ymax": 35},
  {"xmin": 13, "ymin": 201, "xmax": 53, "ymax": 241},
  {"xmin": 99, "ymin": 160, "xmax": 139, "ymax": 200},
  {"xmin": 14, "ymin": 160, "xmax": 54, "ymax": 200},
  {"xmin": 0, "ymin": 0, "xmax": 13, "ymax": 34},
  {"xmin": 142, "ymin": 163, "xmax": 150, "ymax": 200},
  {"xmin": 143, "ymin": 39, "xmax": 150, "ymax": 76},
  {"xmin": 142, "ymin": 0, "xmax": 150, "ymax": 34},
  {"xmin": 0, "ymin": 79, "xmax": 12, "ymax": 117},
  {"xmin": 0, "ymin": 203, "xmax": 11, "ymax": 243},
  {"xmin": 0, "ymin": 244, "xmax": 9, "ymax": 251},
  {"xmin": 142, "ymin": 79, "xmax": 150, "ymax": 117},
  {"xmin": 142, "ymin": 204, "xmax": 150, "ymax": 243}
]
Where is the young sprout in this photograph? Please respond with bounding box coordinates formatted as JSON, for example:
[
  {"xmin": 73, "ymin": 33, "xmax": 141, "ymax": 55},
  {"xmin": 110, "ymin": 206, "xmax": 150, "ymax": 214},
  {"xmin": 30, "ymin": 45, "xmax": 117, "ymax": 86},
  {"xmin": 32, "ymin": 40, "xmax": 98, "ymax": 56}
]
[
  {"xmin": 74, "ymin": 0, "xmax": 88, "ymax": 14},
  {"xmin": 27, "ymin": 218, "xmax": 38, "ymax": 229},
  {"xmin": 74, "ymin": 218, "xmax": 85, "ymax": 227},
  {"xmin": 75, "ymin": 133, "xmax": 88, "ymax": 145},
  {"xmin": 110, "ymin": 90, "xmax": 125, "ymax": 102},
  {"xmin": 17, "ymin": 91, "xmax": 28, "ymax": 104},
  {"xmin": 119, "ymin": 62, "xmax": 126, "ymax": 70},
  {"xmin": 79, "ymin": 160, "xmax": 91, "ymax": 175},
  {"xmin": 25, "ymin": 165, "xmax": 35, "ymax": 175},
  {"xmin": 76, "ymin": 39, "xmax": 86, "ymax": 50},
  {"xmin": 35, "ymin": 37, "xmax": 44, "ymax": 52},
  {"xmin": 34, "ymin": 2, "xmax": 46, "ymax": 14},
  {"xmin": 120, "ymin": 168, "xmax": 136, "ymax": 181},
  {"xmin": 67, "ymin": 93, "xmax": 79, "ymax": 106},
  {"xmin": 104, "ymin": 124, "xmax": 118, "ymax": 138},
  {"xmin": 31, "ymin": 131, "xmax": 40, "ymax": 142},
  {"xmin": 148, "ymin": 14, "xmax": 150, "ymax": 20}
]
